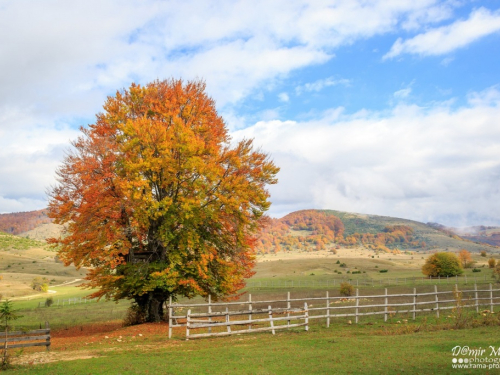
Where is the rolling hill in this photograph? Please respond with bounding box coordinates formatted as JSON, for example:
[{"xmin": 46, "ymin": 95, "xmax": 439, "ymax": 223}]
[
  {"xmin": 0, "ymin": 231, "xmax": 84, "ymax": 298},
  {"xmin": 0, "ymin": 209, "xmax": 52, "ymax": 235},
  {"xmin": 256, "ymin": 209, "xmax": 498, "ymax": 255}
]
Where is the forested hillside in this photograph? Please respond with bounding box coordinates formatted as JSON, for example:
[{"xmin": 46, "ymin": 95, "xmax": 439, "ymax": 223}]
[
  {"xmin": 0, "ymin": 209, "xmax": 51, "ymax": 235},
  {"xmin": 256, "ymin": 209, "xmax": 495, "ymax": 255}
]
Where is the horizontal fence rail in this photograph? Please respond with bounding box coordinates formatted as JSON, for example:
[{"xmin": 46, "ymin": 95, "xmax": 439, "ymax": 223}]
[
  {"xmin": 1, "ymin": 322, "xmax": 50, "ymax": 350},
  {"xmin": 37, "ymin": 297, "xmax": 104, "ymax": 308},
  {"xmin": 186, "ymin": 304, "xmax": 308, "ymax": 339},
  {"xmin": 245, "ymin": 274, "xmax": 496, "ymax": 289},
  {"xmin": 168, "ymin": 284, "xmax": 500, "ymax": 339}
]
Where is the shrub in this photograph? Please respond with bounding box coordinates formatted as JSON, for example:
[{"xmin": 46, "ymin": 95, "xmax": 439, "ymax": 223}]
[
  {"xmin": 422, "ymin": 252, "xmax": 463, "ymax": 277},
  {"xmin": 45, "ymin": 297, "xmax": 54, "ymax": 307},
  {"xmin": 458, "ymin": 249, "xmax": 475, "ymax": 268},
  {"xmin": 488, "ymin": 258, "xmax": 496, "ymax": 268},
  {"xmin": 336, "ymin": 260, "xmax": 340, "ymax": 264},
  {"xmin": 1, "ymin": 300, "xmax": 23, "ymax": 369},
  {"xmin": 494, "ymin": 262, "xmax": 500, "ymax": 283},
  {"xmin": 123, "ymin": 303, "xmax": 147, "ymax": 326},
  {"xmin": 481, "ymin": 251, "xmax": 487, "ymax": 257},
  {"xmin": 339, "ymin": 282, "xmax": 354, "ymax": 297},
  {"xmin": 379, "ymin": 269, "xmax": 388, "ymax": 273},
  {"xmin": 472, "ymin": 268, "xmax": 481, "ymax": 273},
  {"xmin": 351, "ymin": 271, "xmax": 361, "ymax": 274},
  {"xmin": 31, "ymin": 277, "xmax": 49, "ymax": 292}
]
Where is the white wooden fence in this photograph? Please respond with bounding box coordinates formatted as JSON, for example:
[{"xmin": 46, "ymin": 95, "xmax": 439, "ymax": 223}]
[
  {"xmin": 185, "ymin": 303, "xmax": 309, "ymax": 339},
  {"xmin": 168, "ymin": 283, "xmax": 500, "ymax": 339}
]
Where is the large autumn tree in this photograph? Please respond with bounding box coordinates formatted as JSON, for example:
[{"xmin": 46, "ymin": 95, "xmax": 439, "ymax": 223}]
[{"xmin": 48, "ymin": 79, "xmax": 279, "ymax": 322}]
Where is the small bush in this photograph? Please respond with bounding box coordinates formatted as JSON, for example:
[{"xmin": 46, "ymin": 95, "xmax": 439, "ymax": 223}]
[
  {"xmin": 339, "ymin": 263, "xmax": 347, "ymax": 268},
  {"xmin": 123, "ymin": 303, "xmax": 147, "ymax": 326},
  {"xmin": 45, "ymin": 297, "xmax": 54, "ymax": 307},
  {"xmin": 379, "ymin": 269, "xmax": 388, "ymax": 273},
  {"xmin": 351, "ymin": 271, "xmax": 361, "ymax": 274},
  {"xmin": 472, "ymin": 268, "xmax": 481, "ymax": 273},
  {"xmin": 422, "ymin": 252, "xmax": 463, "ymax": 277},
  {"xmin": 336, "ymin": 260, "xmax": 340, "ymax": 264},
  {"xmin": 339, "ymin": 282, "xmax": 354, "ymax": 297},
  {"xmin": 31, "ymin": 277, "xmax": 49, "ymax": 292},
  {"xmin": 488, "ymin": 258, "xmax": 496, "ymax": 268},
  {"xmin": 481, "ymin": 251, "xmax": 487, "ymax": 257}
]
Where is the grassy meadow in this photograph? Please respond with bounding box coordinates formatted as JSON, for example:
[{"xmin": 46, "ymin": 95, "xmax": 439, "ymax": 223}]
[
  {"xmin": 2, "ymin": 229, "xmax": 500, "ymax": 374},
  {"xmin": 5, "ymin": 316, "xmax": 500, "ymax": 374}
]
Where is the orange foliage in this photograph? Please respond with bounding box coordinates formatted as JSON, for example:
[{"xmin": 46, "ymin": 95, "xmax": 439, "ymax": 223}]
[
  {"xmin": 458, "ymin": 249, "xmax": 473, "ymax": 268},
  {"xmin": 256, "ymin": 215, "xmax": 423, "ymax": 254}
]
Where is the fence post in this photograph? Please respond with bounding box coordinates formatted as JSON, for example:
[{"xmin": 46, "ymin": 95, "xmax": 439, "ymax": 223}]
[
  {"xmin": 45, "ymin": 321, "xmax": 50, "ymax": 351},
  {"xmin": 490, "ymin": 284, "xmax": 494, "ymax": 313},
  {"xmin": 434, "ymin": 285, "xmax": 439, "ymax": 318},
  {"xmin": 248, "ymin": 294, "xmax": 252, "ymax": 330},
  {"xmin": 168, "ymin": 296, "xmax": 173, "ymax": 339},
  {"xmin": 326, "ymin": 291, "xmax": 330, "ymax": 328},
  {"xmin": 287, "ymin": 292, "xmax": 291, "ymax": 327},
  {"xmin": 268, "ymin": 305, "xmax": 275, "ymax": 335},
  {"xmin": 226, "ymin": 307, "xmax": 231, "ymax": 333},
  {"xmin": 186, "ymin": 309, "xmax": 191, "ymax": 341},
  {"xmin": 413, "ymin": 288, "xmax": 416, "ymax": 320},
  {"xmin": 465, "ymin": 274, "xmax": 467, "ymax": 285},
  {"xmin": 304, "ymin": 302, "xmax": 309, "ymax": 332},
  {"xmin": 384, "ymin": 288, "xmax": 388, "ymax": 322},
  {"xmin": 355, "ymin": 288, "xmax": 359, "ymax": 324},
  {"xmin": 474, "ymin": 283, "xmax": 479, "ymax": 313},
  {"xmin": 208, "ymin": 295, "xmax": 212, "ymax": 334}
]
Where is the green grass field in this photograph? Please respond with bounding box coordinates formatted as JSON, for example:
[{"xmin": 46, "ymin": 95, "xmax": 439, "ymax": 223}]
[
  {"xmin": 5, "ymin": 318, "xmax": 500, "ymax": 374},
  {"xmin": 2, "ymin": 237, "xmax": 500, "ymax": 374}
]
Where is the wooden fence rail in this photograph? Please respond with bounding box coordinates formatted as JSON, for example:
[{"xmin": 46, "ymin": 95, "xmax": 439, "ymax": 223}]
[
  {"xmin": 245, "ymin": 274, "xmax": 495, "ymax": 288},
  {"xmin": 168, "ymin": 284, "xmax": 500, "ymax": 339},
  {"xmin": 186, "ymin": 303, "xmax": 308, "ymax": 339},
  {"xmin": 1, "ymin": 322, "xmax": 50, "ymax": 351}
]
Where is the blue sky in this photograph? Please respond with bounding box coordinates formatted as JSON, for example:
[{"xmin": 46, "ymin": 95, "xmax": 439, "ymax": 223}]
[{"xmin": 1, "ymin": 0, "xmax": 500, "ymax": 227}]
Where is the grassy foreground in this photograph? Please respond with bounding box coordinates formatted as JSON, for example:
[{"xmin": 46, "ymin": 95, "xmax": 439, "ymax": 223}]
[{"xmin": 5, "ymin": 319, "xmax": 500, "ymax": 374}]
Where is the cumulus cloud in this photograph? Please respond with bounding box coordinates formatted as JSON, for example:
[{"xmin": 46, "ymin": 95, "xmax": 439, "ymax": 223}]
[
  {"xmin": 384, "ymin": 7, "xmax": 500, "ymax": 59},
  {"xmin": 0, "ymin": 0, "xmax": 457, "ymax": 116},
  {"xmin": 0, "ymin": 110, "xmax": 80, "ymax": 212},
  {"xmin": 233, "ymin": 87, "xmax": 500, "ymax": 226},
  {"xmin": 0, "ymin": 0, "xmax": 497, "ymax": 221}
]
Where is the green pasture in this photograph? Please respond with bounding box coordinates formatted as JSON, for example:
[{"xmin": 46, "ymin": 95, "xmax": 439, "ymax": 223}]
[
  {"xmin": 245, "ymin": 257, "xmax": 497, "ymax": 290},
  {"xmin": 6, "ymin": 318, "xmax": 500, "ymax": 374}
]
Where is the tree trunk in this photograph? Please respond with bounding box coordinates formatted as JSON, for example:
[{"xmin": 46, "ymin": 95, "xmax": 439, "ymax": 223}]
[{"xmin": 134, "ymin": 290, "xmax": 168, "ymax": 323}]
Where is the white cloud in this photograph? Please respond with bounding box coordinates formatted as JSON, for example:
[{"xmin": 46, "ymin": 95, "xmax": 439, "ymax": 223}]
[
  {"xmin": 384, "ymin": 7, "xmax": 500, "ymax": 59},
  {"xmin": 296, "ymin": 77, "xmax": 351, "ymax": 95},
  {"xmin": 394, "ymin": 87, "xmax": 412, "ymax": 99},
  {"xmin": 233, "ymin": 87, "xmax": 500, "ymax": 226},
  {"xmin": 0, "ymin": 110, "xmax": 80, "ymax": 212},
  {"xmin": 0, "ymin": 0, "xmax": 458, "ymax": 117},
  {"xmin": 278, "ymin": 93, "xmax": 290, "ymax": 102},
  {"xmin": 0, "ymin": 0, "xmax": 496, "ymax": 221}
]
